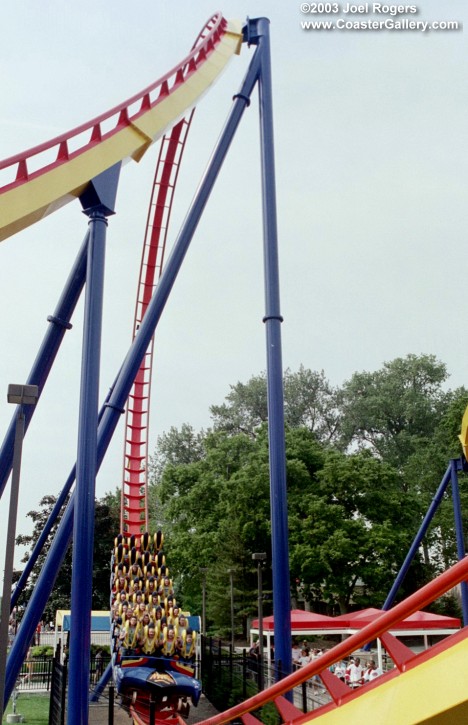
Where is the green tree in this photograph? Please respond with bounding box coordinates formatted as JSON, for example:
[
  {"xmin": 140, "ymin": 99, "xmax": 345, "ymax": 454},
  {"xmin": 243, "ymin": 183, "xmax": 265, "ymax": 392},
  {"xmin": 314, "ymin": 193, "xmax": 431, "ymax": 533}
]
[
  {"xmin": 153, "ymin": 429, "xmax": 271, "ymax": 635},
  {"xmin": 150, "ymin": 423, "xmax": 205, "ymax": 482},
  {"xmin": 152, "ymin": 424, "xmax": 418, "ymax": 623},
  {"xmin": 16, "ymin": 491, "xmax": 119, "ymax": 621},
  {"xmin": 210, "ymin": 374, "xmax": 268, "ymax": 437},
  {"xmin": 210, "ymin": 366, "xmax": 342, "ymax": 444},
  {"xmin": 16, "ymin": 494, "xmax": 72, "ymax": 621},
  {"xmin": 149, "ymin": 359, "xmax": 468, "ymax": 631},
  {"xmin": 92, "ymin": 491, "xmax": 121, "ymax": 608},
  {"xmin": 339, "ymin": 354, "xmax": 451, "ymax": 468},
  {"xmin": 283, "ymin": 366, "xmax": 343, "ymax": 443},
  {"xmin": 289, "ymin": 449, "xmax": 427, "ymax": 612},
  {"xmin": 399, "ymin": 386, "xmax": 468, "ymax": 574}
]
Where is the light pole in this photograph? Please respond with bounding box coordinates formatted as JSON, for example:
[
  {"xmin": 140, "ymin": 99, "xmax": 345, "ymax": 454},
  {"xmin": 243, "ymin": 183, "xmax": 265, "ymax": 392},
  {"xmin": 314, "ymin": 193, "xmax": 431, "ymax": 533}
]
[
  {"xmin": 200, "ymin": 568, "xmax": 208, "ymax": 638},
  {"xmin": 252, "ymin": 552, "xmax": 266, "ymax": 690},
  {"xmin": 0, "ymin": 384, "xmax": 39, "ymax": 714},
  {"xmin": 227, "ymin": 569, "xmax": 235, "ymax": 649}
]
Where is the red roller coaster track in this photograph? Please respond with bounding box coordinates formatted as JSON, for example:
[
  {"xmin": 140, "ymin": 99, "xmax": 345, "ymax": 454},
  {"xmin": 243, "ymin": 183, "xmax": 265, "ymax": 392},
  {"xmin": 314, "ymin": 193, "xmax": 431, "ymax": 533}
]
[
  {"xmin": 120, "ymin": 116, "xmax": 194, "ymax": 534},
  {"xmin": 120, "ymin": 15, "xmax": 223, "ymax": 534},
  {"xmin": 0, "ymin": 12, "xmax": 241, "ymax": 242}
]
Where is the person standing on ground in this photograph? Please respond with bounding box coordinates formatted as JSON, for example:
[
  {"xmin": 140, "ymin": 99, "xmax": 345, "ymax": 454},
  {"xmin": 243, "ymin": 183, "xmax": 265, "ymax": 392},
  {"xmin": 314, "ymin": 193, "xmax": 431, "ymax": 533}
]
[
  {"xmin": 347, "ymin": 656, "xmax": 364, "ymax": 688},
  {"xmin": 364, "ymin": 659, "xmax": 383, "ymax": 682}
]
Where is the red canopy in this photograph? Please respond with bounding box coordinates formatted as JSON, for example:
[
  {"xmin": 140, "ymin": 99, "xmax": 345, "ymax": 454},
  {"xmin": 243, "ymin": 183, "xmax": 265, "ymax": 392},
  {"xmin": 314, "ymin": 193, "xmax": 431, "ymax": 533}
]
[
  {"xmin": 333, "ymin": 607, "xmax": 383, "ymax": 627},
  {"xmin": 251, "ymin": 609, "xmax": 336, "ymax": 631},
  {"xmin": 251, "ymin": 607, "xmax": 461, "ymax": 634},
  {"xmin": 399, "ymin": 610, "xmax": 461, "ymax": 630},
  {"xmin": 334, "ymin": 607, "xmax": 461, "ymax": 630}
]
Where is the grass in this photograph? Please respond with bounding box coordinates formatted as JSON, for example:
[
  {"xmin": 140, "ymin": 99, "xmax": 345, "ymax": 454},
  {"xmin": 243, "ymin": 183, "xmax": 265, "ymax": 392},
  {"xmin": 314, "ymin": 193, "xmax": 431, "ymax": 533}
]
[{"xmin": 2, "ymin": 693, "xmax": 50, "ymax": 725}]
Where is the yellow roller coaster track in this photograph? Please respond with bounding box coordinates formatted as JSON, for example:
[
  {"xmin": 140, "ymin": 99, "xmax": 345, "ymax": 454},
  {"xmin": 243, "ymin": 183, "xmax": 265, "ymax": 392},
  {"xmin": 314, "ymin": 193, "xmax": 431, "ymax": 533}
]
[{"xmin": 0, "ymin": 14, "xmax": 242, "ymax": 243}]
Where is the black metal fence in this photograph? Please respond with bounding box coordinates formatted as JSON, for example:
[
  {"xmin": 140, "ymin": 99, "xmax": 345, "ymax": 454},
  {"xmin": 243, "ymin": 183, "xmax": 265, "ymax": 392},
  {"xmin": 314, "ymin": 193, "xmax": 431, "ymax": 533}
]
[
  {"xmin": 48, "ymin": 654, "xmax": 115, "ymax": 725},
  {"xmin": 49, "ymin": 658, "xmax": 67, "ymax": 725},
  {"xmin": 200, "ymin": 637, "xmax": 332, "ymax": 719},
  {"xmin": 15, "ymin": 656, "xmax": 54, "ymax": 691},
  {"xmin": 13, "ymin": 654, "xmax": 111, "ymax": 693}
]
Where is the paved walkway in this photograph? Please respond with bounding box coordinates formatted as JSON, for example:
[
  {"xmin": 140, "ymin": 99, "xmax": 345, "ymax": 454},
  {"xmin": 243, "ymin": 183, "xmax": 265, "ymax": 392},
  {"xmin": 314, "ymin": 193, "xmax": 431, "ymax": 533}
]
[
  {"xmin": 89, "ymin": 693, "xmax": 219, "ymax": 724},
  {"xmin": 187, "ymin": 694, "xmax": 219, "ymax": 723}
]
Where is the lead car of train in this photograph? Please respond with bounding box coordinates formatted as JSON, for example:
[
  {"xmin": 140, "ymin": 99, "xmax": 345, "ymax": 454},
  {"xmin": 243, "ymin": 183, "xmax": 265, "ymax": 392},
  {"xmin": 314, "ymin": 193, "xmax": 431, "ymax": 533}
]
[{"xmin": 111, "ymin": 531, "xmax": 202, "ymax": 724}]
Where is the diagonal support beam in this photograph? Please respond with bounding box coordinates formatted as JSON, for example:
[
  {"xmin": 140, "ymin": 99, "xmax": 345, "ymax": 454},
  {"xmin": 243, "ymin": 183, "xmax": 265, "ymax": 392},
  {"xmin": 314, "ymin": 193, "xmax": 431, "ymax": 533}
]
[
  {"xmin": 0, "ymin": 232, "xmax": 89, "ymax": 500},
  {"xmin": 5, "ymin": 44, "xmax": 263, "ymax": 708}
]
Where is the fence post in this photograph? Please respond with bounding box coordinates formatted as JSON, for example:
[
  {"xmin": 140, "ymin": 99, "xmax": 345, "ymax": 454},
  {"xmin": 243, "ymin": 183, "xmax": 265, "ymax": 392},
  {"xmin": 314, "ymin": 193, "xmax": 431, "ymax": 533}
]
[
  {"xmin": 242, "ymin": 649, "xmax": 247, "ymax": 700},
  {"xmin": 199, "ymin": 634, "xmax": 204, "ymax": 683},
  {"xmin": 108, "ymin": 684, "xmax": 114, "ymax": 725},
  {"xmin": 217, "ymin": 639, "xmax": 221, "ymax": 692},
  {"xmin": 47, "ymin": 657, "xmax": 52, "ymax": 691},
  {"xmin": 48, "ymin": 655, "xmax": 56, "ymax": 724},
  {"xmin": 206, "ymin": 637, "xmax": 213, "ymax": 698},
  {"xmin": 149, "ymin": 695, "xmax": 156, "ymax": 725},
  {"xmin": 301, "ymin": 681, "xmax": 307, "ymax": 712},
  {"xmin": 61, "ymin": 659, "xmax": 68, "ymax": 725}
]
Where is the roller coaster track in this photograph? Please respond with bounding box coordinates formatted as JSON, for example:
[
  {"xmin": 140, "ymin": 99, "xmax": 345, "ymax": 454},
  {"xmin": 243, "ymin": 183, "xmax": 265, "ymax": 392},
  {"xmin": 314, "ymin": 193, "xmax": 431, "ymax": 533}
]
[
  {"xmin": 0, "ymin": 13, "xmax": 242, "ymax": 243},
  {"xmin": 120, "ymin": 13, "xmax": 219, "ymax": 534},
  {"xmin": 120, "ymin": 16, "xmax": 210, "ymax": 536},
  {"xmin": 120, "ymin": 117, "xmax": 194, "ymax": 534}
]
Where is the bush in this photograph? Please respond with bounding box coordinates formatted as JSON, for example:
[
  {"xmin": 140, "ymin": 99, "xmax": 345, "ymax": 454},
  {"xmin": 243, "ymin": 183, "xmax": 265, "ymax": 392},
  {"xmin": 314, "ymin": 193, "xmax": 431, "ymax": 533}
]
[
  {"xmin": 90, "ymin": 644, "xmax": 110, "ymax": 658},
  {"xmin": 30, "ymin": 645, "xmax": 54, "ymax": 658}
]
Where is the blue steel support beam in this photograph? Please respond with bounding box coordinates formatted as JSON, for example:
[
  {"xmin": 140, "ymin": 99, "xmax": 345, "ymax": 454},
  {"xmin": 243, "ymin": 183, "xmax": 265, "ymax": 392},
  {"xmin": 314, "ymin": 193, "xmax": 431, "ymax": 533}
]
[
  {"xmin": 10, "ymin": 375, "xmax": 120, "ymax": 611},
  {"xmin": 254, "ymin": 17, "xmax": 292, "ymax": 680},
  {"xmin": 0, "ymin": 232, "xmax": 89, "ymax": 498},
  {"xmin": 89, "ymin": 662, "xmax": 112, "ymax": 703},
  {"xmin": 6, "ymin": 46, "xmax": 262, "ymax": 705},
  {"xmin": 382, "ymin": 462, "xmax": 452, "ymax": 610},
  {"xmin": 67, "ymin": 209, "xmax": 107, "ymax": 725},
  {"xmin": 0, "ymin": 405, "xmax": 26, "ymax": 714},
  {"xmin": 7, "ymin": 490, "xmax": 76, "ymax": 703},
  {"xmin": 450, "ymin": 458, "xmax": 468, "ymax": 625},
  {"xmin": 10, "ymin": 466, "xmax": 75, "ymax": 611},
  {"xmin": 68, "ymin": 161, "xmax": 120, "ymax": 725}
]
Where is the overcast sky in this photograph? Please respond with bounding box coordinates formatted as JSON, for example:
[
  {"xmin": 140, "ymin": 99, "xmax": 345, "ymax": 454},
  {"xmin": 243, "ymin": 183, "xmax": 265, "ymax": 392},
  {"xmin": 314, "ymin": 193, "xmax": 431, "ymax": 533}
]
[{"xmin": 0, "ymin": 0, "xmax": 467, "ymax": 568}]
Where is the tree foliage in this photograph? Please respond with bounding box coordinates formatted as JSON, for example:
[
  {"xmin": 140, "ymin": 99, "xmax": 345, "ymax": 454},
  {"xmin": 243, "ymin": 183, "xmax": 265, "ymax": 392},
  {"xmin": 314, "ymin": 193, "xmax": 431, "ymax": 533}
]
[
  {"xmin": 289, "ymin": 449, "xmax": 426, "ymax": 613},
  {"xmin": 16, "ymin": 355, "xmax": 466, "ymax": 635},
  {"xmin": 16, "ymin": 490, "xmax": 119, "ymax": 622},
  {"xmin": 339, "ymin": 354, "xmax": 452, "ymax": 468},
  {"xmin": 148, "ymin": 355, "xmax": 468, "ymax": 633},
  {"xmin": 210, "ymin": 366, "xmax": 342, "ymax": 444}
]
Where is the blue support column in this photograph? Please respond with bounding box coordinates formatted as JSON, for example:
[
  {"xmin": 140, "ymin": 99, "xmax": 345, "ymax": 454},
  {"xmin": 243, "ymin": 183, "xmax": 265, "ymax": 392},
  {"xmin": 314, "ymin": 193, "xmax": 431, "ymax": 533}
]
[
  {"xmin": 450, "ymin": 459, "xmax": 468, "ymax": 625},
  {"xmin": 5, "ymin": 54, "xmax": 262, "ymax": 705},
  {"xmin": 6, "ymin": 490, "xmax": 75, "ymax": 702},
  {"xmin": 67, "ymin": 209, "xmax": 107, "ymax": 725},
  {"xmin": 67, "ymin": 163, "xmax": 120, "ymax": 725},
  {"xmin": 10, "ymin": 376, "xmax": 119, "ymax": 610},
  {"xmin": 383, "ymin": 462, "xmax": 452, "ymax": 610},
  {"xmin": 254, "ymin": 17, "xmax": 292, "ymax": 679},
  {"xmin": 10, "ymin": 466, "xmax": 75, "ymax": 611},
  {"xmin": 0, "ymin": 231, "xmax": 89, "ymax": 498}
]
